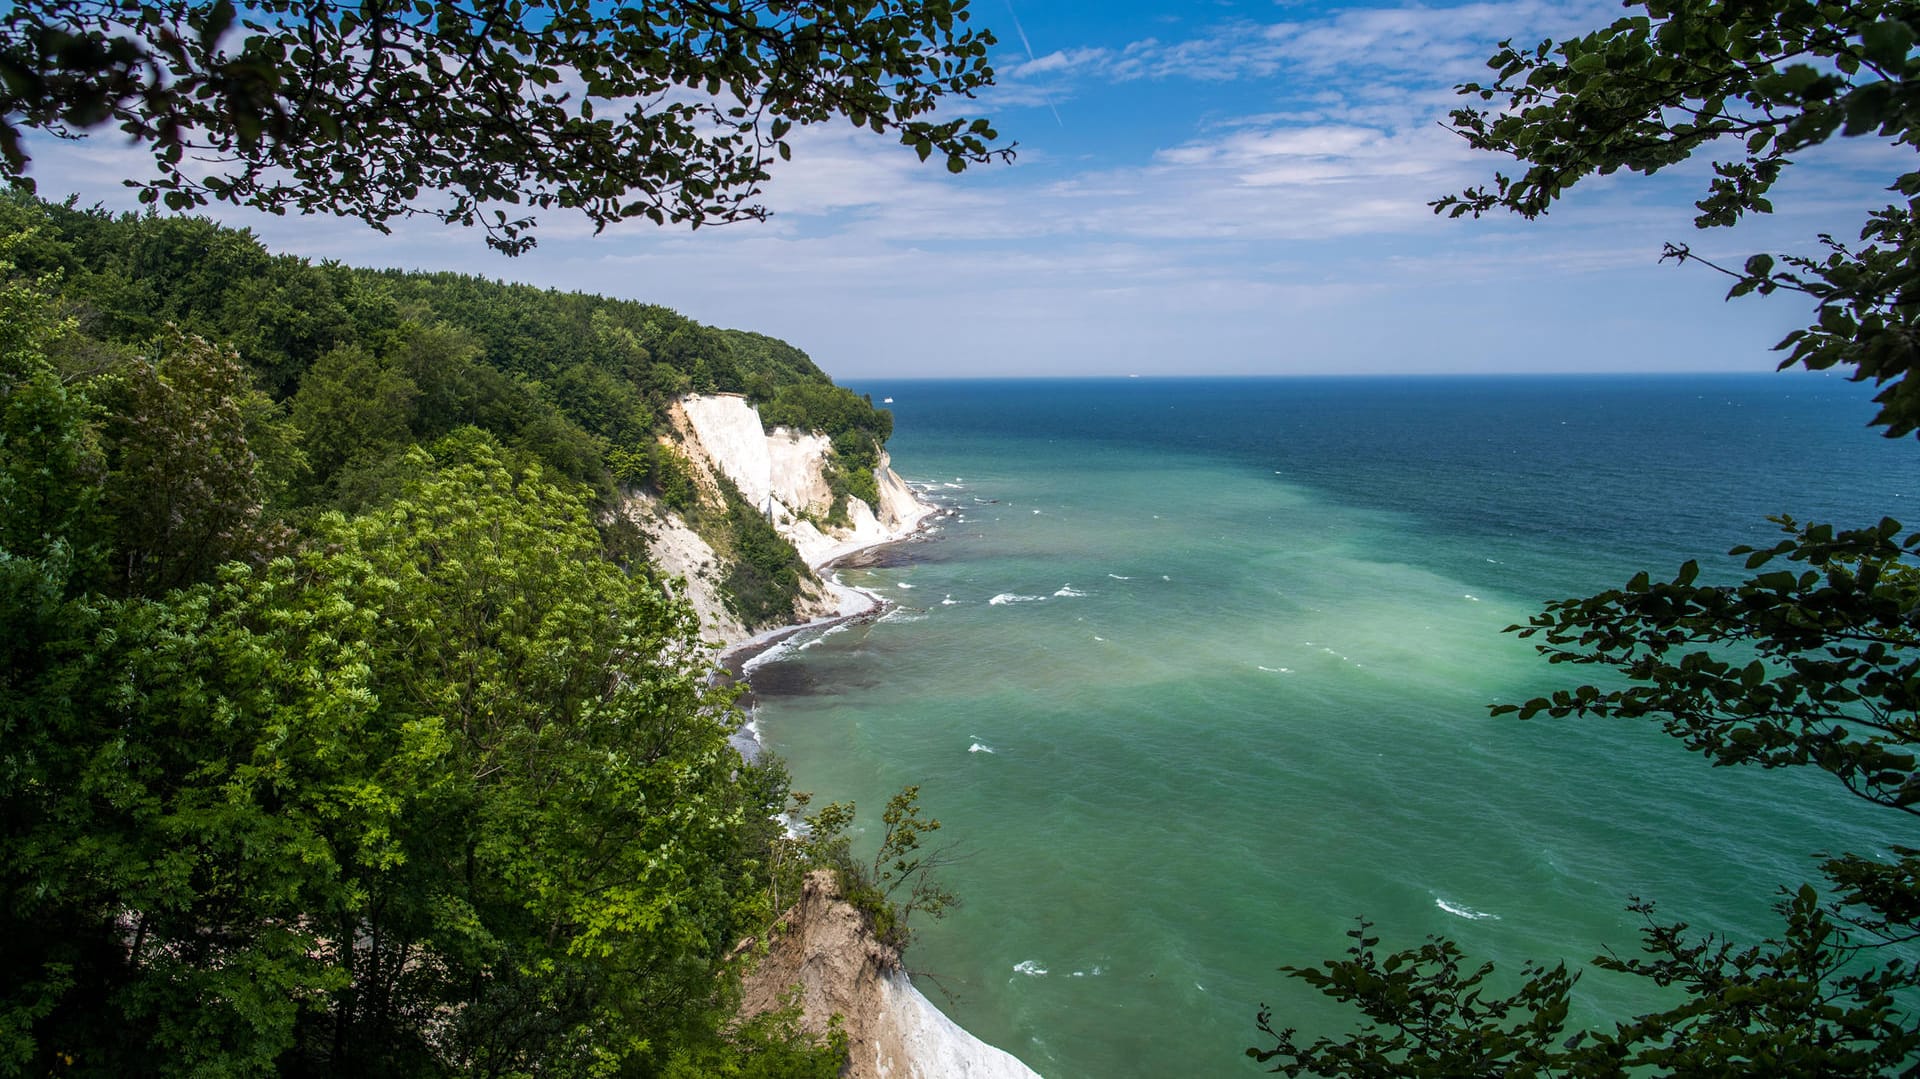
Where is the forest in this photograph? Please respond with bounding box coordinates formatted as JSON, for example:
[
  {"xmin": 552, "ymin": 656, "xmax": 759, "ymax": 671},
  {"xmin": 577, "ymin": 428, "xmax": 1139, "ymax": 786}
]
[{"xmin": 0, "ymin": 192, "xmax": 902, "ymax": 1076}]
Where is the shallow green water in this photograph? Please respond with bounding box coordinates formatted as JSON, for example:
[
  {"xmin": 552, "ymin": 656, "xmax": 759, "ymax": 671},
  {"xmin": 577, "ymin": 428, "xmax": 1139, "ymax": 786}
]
[{"xmin": 748, "ymin": 375, "xmax": 1919, "ymax": 1077}]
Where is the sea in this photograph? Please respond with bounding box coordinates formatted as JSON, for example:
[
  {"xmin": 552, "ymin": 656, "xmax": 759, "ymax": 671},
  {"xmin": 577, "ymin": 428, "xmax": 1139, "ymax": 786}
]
[{"xmin": 743, "ymin": 373, "xmax": 1920, "ymax": 1078}]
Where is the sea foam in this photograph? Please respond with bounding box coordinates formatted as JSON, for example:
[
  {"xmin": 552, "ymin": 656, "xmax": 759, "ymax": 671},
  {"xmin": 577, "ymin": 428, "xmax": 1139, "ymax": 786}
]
[
  {"xmin": 989, "ymin": 593, "xmax": 1046, "ymax": 605},
  {"xmin": 1435, "ymin": 898, "xmax": 1499, "ymax": 921}
]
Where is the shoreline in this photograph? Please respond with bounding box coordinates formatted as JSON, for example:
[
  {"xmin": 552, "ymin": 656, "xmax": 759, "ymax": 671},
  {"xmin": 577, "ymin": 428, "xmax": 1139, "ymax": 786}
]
[{"xmin": 717, "ymin": 486, "xmax": 946, "ymax": 756}]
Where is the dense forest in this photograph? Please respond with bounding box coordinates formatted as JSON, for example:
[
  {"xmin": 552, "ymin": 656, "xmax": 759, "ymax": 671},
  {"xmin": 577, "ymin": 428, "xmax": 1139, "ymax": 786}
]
[{"xmin": 0, "ymin": 192, "xmax": 907, "ymax": 1076}]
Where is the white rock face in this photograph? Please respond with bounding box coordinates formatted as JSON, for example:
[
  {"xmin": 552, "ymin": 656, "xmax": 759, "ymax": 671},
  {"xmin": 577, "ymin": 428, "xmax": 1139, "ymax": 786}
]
[
  {"xmin": 623, "ymin": 393, "xmax": 938, "ymax": 648},
  {"xmin": 678, "ymin": 393, "xmax": 777, "ymax": 512},
  {"xmin": 623, "ymin": 504, "xmax": 750, "ymax": 646},
  {"xmin": 873, "ymin": 971, "xmax": 1041, "ymax": 1079}
]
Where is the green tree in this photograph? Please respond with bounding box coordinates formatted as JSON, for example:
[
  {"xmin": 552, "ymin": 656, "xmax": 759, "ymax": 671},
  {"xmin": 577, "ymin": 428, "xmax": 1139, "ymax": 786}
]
[
  {"xmin": 288, "ymin": 342, "xmax": 418, "ymax": 492},
  {"xmin": 1260, "ymin": 2, "xmax": 1920, "ymax": 1073},
  {"xmin": 99, "ymin": 326, "xmax": 299, "ymax": 594},
  {"xmin": 0, "ymin": 0, "xmax": 1008, "ymax": 253},
  {"xmin": 4, "ymin": 430, "xmax": 776, "ymax": 1075}
]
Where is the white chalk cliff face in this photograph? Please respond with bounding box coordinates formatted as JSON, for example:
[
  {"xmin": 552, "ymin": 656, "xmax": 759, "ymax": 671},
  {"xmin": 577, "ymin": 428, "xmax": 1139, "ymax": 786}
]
[{"xmin": 619, "ymin": 393, "xmax": 936, "ymax": 648}]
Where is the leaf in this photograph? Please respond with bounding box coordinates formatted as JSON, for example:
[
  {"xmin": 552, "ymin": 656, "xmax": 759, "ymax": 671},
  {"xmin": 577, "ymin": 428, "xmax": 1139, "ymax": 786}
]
[{"xmin": 1861, "ymin": 20, "xmax": 1916, "ymax": 70}]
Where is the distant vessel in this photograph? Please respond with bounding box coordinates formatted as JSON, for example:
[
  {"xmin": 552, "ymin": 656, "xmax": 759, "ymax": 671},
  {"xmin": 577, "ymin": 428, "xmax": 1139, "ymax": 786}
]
[{"xmin": 883, "ymin": 396, "xmax": 894, "ymax": 403}]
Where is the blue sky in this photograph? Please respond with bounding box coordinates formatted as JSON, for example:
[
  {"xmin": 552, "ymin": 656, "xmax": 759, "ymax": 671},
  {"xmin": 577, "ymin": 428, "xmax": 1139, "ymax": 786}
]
[{"xmin": 23, "ymin": 0, "xmax": 1908, "ymax": 379}]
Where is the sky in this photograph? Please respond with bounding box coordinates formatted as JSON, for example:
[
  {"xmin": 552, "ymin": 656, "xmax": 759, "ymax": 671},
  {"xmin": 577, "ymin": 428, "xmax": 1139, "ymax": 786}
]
[{"xmin": 20, "ymin": 0, "xmax": 1910, "ymax": 380}]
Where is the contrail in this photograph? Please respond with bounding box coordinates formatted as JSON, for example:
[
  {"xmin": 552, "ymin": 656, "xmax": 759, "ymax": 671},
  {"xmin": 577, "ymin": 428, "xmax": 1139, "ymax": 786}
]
[{"xmin": 1002, "ymin": 0, "xmax": 1063, "ymax": 127}]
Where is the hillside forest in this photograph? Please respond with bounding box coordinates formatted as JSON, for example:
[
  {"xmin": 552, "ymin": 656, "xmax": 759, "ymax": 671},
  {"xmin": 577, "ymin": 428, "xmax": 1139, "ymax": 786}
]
[{"xmin": 0, "ymin": 192, "xmax": 901, "ymax": 1076}]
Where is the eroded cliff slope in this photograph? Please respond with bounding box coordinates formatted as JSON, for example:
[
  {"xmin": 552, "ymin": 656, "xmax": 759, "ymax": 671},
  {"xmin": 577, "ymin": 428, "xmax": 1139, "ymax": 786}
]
[
  {"xmin": 618, "ymin": 393, "xmax": 935, "ymax": 647},
  {"xmin": 739, "ymin": 872, "xmax": 1042, "ymax": 1079}
]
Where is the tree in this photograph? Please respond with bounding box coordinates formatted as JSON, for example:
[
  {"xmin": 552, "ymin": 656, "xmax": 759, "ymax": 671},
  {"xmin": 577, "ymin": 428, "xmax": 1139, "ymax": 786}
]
[
  {"xmin": 0, "ymin": 0, "xmax": 1009, "ymax": 253},
  {"xmin": 99, "ymin": 326, "xmax": 299, "ymax": 594},
  {"xmin": 1258, "ymin": 2, "xmax": 1920, "ymax": 1072},
  {"xmin": 3, "ymin": 429, "xmax": 770, "ymax": 1075}
]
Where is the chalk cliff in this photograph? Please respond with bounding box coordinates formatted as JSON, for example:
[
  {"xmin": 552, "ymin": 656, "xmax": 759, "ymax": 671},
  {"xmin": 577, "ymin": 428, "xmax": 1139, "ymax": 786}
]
[
  {"xmin": 738, "ymin": 871, "xmax": 1042, "ymax": 1079},
  {"xmin": 617, "ymin": 392, "xmax": 937, "ymax": 649}
]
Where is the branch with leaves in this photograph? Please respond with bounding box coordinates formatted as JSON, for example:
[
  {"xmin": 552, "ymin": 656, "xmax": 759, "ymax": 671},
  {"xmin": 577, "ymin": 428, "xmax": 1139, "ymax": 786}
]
[
  {"xmin": 0, "ymin": 0, "xmax": 1010, "ymax": 253},
  {"xmin": 1431, "ymin": 0, "xmax": 1920, "ymax": 436}
]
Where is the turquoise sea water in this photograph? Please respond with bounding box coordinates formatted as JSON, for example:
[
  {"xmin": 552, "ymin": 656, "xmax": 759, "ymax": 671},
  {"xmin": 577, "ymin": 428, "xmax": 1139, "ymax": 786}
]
[{"xmin": 748, "ymin": 374, "xmax": 1920, "ymax": 1078}]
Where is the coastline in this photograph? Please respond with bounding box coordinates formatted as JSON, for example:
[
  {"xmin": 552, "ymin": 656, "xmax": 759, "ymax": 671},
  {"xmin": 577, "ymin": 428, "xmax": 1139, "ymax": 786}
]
[
  {"xmin": 716, "ymin": 482, "xmax": 1043, "ymax": 1078},
  {"xmin": 717, "ymin": 482, "xmax": 946, "ymax": 757}
]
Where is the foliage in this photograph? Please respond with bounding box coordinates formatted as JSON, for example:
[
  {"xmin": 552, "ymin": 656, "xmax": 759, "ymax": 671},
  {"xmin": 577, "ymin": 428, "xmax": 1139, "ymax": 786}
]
[
  {"xmin": 0, "ymin": 0, "xmax": 1007, "ymax": 253},
  {"xmin": 1497, "ymin": 516, "xmax": 1920, "ymax": 817},
  {"xmin": 661, "ymin": 993, "xmax": 848, "ymax": 1079},
  {"xmin": 782, "ymin": 786, "xmax": 958, "ymax": 955},
  {"xmin": 0, "ymin": 178, "xmax": 902, "ymax": 1073},
  {"xmin": 611, "ymin": 439, "xmax": 701, "ymax": 515},
  {"xmin": 1431, "ymin": 0, "xmax": 1920, "ymax": 437},
  {"xmin": 1263, "ymin": 1, "xmax": 1920, "ymax": 1072},
  {"xmin": 718, "ymin": 476, "xmax": 811, "ymax": 627},
  {"xmin": 2, "ymin": 194, "xmax": 889, "ymax": 521},
  {"xmin": 1250, "ymin": 921, "xmax": 1576, "ymax": 1078},
  {"xmin": 3, "ymin": 427, "xmax": 786, "ymax": 1074}
]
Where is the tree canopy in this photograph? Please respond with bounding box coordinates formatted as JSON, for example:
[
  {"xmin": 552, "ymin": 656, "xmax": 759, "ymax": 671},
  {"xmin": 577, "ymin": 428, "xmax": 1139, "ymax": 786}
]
[
  {"xmin": 1257, "ymin": 2, "xmax": 1920, "ymax": 1073},
  {"xmin": 0, "ymin": 193, "xmax": 932, "ymax": 1073},
  {"xmin": 0, "ymin": 0, "xmax": 1009, "ymax": 253}
]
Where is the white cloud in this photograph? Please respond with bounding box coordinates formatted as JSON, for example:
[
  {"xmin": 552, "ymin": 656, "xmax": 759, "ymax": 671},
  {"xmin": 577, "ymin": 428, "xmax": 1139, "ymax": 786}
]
[{"xmin": 12, "ymin": 0, "xmax": 1893, "ymax": 380}]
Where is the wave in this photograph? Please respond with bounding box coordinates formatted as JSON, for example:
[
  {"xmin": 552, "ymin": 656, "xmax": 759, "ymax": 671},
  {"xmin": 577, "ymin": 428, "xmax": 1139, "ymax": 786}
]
[
  {"xmin": 1053, "ymin": 585, "xmax": 1089, "ymax": 598},
  {"xmin": 1435, "ymin": 898, "xmax": 1499, "ymax": 921},
  {"xmin": 989, "ymin": 593, "xmax": 1047, "ymax": 605},
  {"xmin": 1462, "ymin": 594, "xmax": 1480, "ymax": 602},
  {"xmin": 1107, "ymin": 573, "xmax": 1133, "ymax": 580},
  {"xmin": 1012, "ymin": 960, "xmax": 1048, "ymax": 977},
  {"xmin": 879, "ymin": 608, "xmax": 927, "ymax": 624},
  {"xmin": 941, "ymin": 594, "xmax": 961, "ymax": 605},
  {"xmin": 897, "ymin": 581, "xmax": 915, "ymax": 589},
  {"xmin": 1256, "ymin": 665, "xmax": 1292, "ymax": 673},
  {"xmin": 969, "ymin": 742, "xmax": 995, "ymax": 754}
]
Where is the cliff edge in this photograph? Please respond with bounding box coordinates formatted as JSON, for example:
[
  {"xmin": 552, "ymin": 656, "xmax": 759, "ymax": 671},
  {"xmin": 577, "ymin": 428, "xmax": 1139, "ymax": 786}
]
[
  {"xmin": 619, "ymin": 393, "xmax": 937, "ymax": 648},
  {"xmin": 739, "ymin": 871, "xmax": 1042, "ymax": 1079}
]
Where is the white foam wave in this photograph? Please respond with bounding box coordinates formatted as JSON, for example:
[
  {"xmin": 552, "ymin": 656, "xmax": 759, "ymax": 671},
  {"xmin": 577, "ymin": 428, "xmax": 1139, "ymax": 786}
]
[
  {"xmin": 941, "ymin": 595, "xmax": 961, "ymax": 605},
  {"xmin": 1092, "ymin": 635, "xmax": 1106, "ymax": 642},
  {"xmin": 1031, "ymin": 508, "xmax": 1043, "ymax": 515},
  {"xmin": 969, "ymin": 742, "xmax": 995, "ymax": 754},
  {"xmin": 1160, "ymin": 575, "xmax": 1171, "ymax": 581},
  {"xmin": 1436, "ymin": 898, "xmax": 1499, "ymax": 921},
  {"xmin": 897, "ymin": 582, "xmax": 915, "ymax": 589},
  {"xmin": 741, "ymin": 637, "xmax": 801, "ymax": 673},
  {"xmin": 1053, "ymin": 585, "xmax": 1089, "ymax": 598},
  {"xmin": 1257, "ymin": 665, "xmax": 1293, "ymax": 673},
  {"xmin": 1012, "ymin": 960, "xmax": 1048, "ymax": 977},
  {"xmin": 1107, "ymin": 573, "xmax": 1133, "ymax": 580},
  {"xmin": 989, "ymin": 593, "xmax": 1047, "ymax": 605},
  {"xmin": 879, "ymin": 609, "xmax": 927, "ymax": 624},
  {"xmin": 1463, "ymin": 594, "xmax": 1480, "ymax": 602}
]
